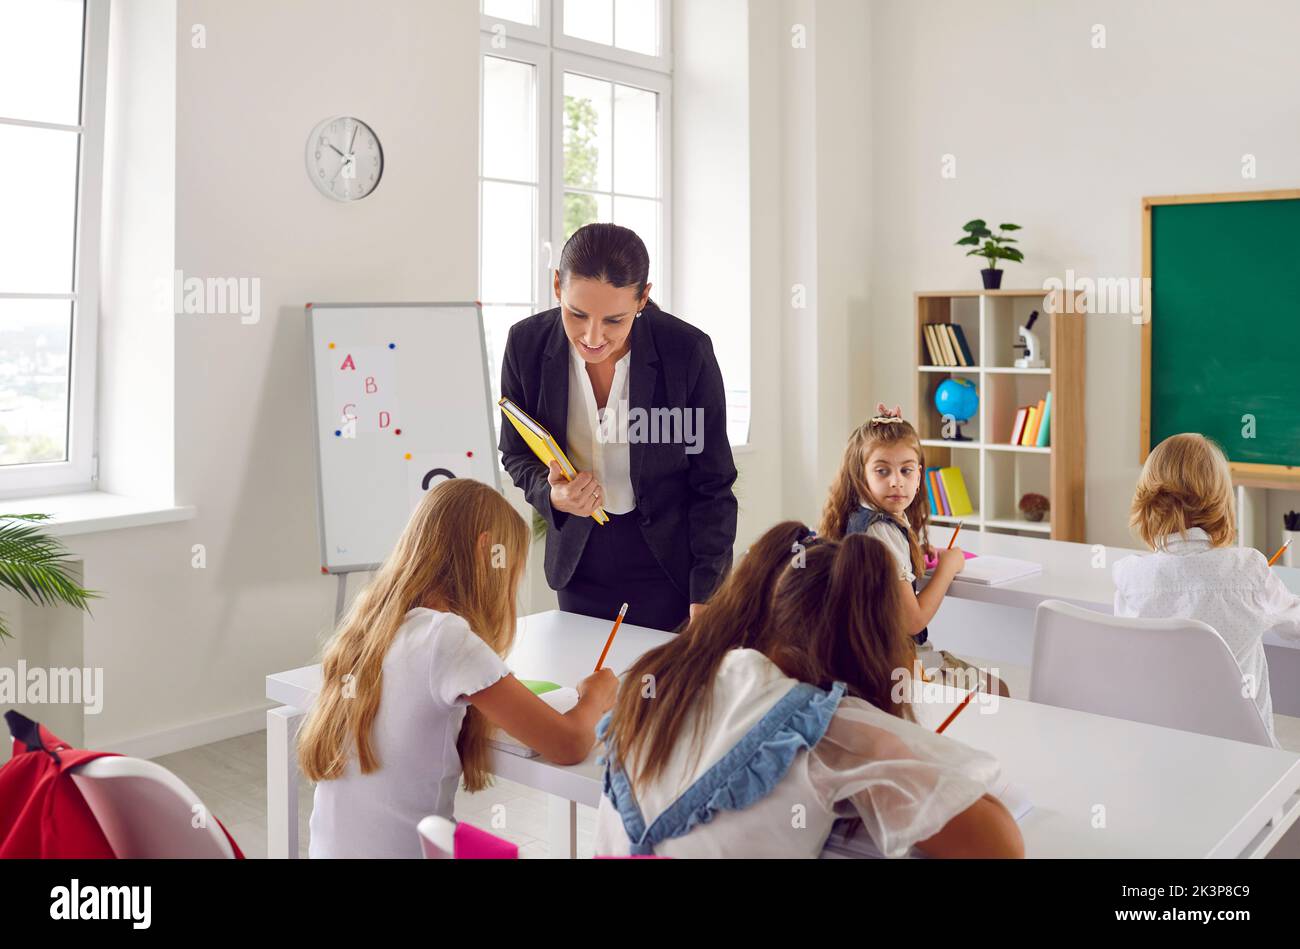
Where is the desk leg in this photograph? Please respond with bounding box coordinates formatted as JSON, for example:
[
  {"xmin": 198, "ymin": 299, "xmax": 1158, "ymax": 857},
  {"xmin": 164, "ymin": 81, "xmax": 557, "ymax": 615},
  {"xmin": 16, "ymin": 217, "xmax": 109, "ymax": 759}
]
[
  {"xmin": 547, "ymin": 795, "xmax": 578, "ymax": 859},
  {"xmin": 267, "ymin": 705, "xmax": 305, "ymax": 859}
]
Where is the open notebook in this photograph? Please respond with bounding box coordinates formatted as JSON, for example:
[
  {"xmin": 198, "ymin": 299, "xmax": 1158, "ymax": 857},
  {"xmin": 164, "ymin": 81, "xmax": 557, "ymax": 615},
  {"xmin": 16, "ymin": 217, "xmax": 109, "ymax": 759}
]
[
  {"xmin": 488, "ymin": 687, "xmax": 580, "ymax": 759},
  {"xmin": 949, "ymin": 554, "xmax": 1042, "ymax": 586}
]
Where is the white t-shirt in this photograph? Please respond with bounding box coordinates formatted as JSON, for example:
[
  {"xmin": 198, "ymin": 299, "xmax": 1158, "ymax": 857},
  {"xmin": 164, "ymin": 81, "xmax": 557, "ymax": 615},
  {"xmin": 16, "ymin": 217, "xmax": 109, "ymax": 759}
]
[
  {"xmin": 594, "ymin": 649, "xmax": 998, "ymax": 858},
  {"xmin": 308, "ymin": 608, "xmax": 512, "ymax": 858},
  {"xmin": 566, "ymin": 343, "xmax": 635, "ymax": 514},
  {"xmin": 1113, "ymin": 528, "xmax": 1300, "ymax": 748},
  {"xmin": 857, "ymin": 501, "xmax": 916, "ymax": 583}
]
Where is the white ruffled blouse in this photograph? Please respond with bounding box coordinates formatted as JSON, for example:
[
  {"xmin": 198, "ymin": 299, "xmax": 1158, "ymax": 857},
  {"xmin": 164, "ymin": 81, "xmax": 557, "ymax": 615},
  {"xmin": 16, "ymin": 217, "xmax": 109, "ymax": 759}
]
[
  {"xmin": 593, "ymin": 648, "xmax": 1000, "ymax": 858},
  {"xmin": 1113, "ymin": 528, "xmax": 1300, "ymax": 747}
]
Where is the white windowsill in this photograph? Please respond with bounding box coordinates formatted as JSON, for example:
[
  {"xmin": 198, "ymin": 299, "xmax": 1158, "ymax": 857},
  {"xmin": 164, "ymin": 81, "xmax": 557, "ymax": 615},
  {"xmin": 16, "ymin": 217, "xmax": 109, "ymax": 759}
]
[{"xmin": 0, "ymin": 491, "xmax": 195, "ymax": 538}]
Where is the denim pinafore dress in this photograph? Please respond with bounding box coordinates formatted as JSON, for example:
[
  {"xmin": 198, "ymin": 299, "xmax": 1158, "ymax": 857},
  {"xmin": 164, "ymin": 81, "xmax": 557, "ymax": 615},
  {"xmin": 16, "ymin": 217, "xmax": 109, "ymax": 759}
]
[
  {"xmin": 845, "ymin": 507, "xmax": 928, "ymax": 646},
  {"xmin": 597, "ymin": 681, "xmax": 845, "ymax": 856}
]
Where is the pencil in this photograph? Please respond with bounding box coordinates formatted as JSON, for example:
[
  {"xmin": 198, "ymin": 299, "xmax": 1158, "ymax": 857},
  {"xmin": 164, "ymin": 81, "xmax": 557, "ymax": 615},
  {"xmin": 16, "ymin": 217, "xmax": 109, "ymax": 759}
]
[
  {"xmin": 1268, "ymin": 540, "xmax": 1292, "ymax": 567},
  {"xmin": 595, "ymin": 603, "xmax": 628, "ymax": 672},
  {"xmin": 936, "ymin": 684, "xmax": 980, "ymax": 734},
  {"xmin": 947, "ymin": 521, "xmax": 964, "ymax": 550}
]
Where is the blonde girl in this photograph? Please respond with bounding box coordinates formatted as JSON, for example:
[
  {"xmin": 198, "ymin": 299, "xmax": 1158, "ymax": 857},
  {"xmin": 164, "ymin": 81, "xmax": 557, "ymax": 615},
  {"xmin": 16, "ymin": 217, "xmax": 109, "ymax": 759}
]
[
  {"xmin": 1114, "ymin": 433, "xmax": 1300, "ymax": 747},
  {"xmin": 300, "ymin": 478, "xmax": 617, "ymax": 858}
]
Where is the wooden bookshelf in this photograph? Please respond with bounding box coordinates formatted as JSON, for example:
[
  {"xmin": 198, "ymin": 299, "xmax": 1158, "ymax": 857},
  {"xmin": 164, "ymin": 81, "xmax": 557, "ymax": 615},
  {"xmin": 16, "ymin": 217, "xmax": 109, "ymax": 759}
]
[{"xmin": 914, "ymin": 289, "xmax": 1086, "ymax": 542}]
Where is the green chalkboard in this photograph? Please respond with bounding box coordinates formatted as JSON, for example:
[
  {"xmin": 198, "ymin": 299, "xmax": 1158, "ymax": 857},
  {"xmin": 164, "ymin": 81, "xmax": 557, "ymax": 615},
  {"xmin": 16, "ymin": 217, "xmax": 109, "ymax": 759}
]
[{"xmin": 1149, "ymin": 197, "xmax": 1300, "ymax": 467}]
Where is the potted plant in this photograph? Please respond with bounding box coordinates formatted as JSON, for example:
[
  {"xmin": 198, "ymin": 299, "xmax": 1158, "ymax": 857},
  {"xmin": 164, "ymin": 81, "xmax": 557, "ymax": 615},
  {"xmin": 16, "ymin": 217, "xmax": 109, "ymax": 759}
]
[
  {"xmin": 956, "ymin": 220, "xmax": 1023, "ymax": 289},
  {"xmin": 0, "ymin": 513, "xmax": 97, "ymax": 642}
]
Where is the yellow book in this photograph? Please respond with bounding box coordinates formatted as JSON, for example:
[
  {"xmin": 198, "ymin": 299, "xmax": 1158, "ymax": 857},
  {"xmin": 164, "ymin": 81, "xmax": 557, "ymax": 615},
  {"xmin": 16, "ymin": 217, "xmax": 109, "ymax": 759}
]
[
  {"xmin": 498, "ymin": 397, "xmax": 608, "ymax": 525},
  {"xmin": 938, "ymin": 467, "xmax": 974, "ymax": 517},
  {"xmin": 1019, "ymin": 406, "xmax": 1039, "ymax": 446}
]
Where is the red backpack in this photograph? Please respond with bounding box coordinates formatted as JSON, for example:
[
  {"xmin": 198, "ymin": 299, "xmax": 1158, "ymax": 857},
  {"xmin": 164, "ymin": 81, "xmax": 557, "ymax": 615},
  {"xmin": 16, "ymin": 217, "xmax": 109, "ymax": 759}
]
[{"xmin": 0, "ymin": 711, "xmax": 243, "ymax": 859}]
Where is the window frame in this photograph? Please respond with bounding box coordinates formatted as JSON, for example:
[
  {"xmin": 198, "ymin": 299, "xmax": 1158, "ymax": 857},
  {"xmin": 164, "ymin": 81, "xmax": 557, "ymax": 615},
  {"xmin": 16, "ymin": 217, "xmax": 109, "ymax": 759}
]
[
  {"xmin": 479, "ymin": 1, "xmax": 551, "ymax": 54},
  {"xmin": 0, "ymin": 0, "xmax": 107, "ymax": 498},
  {"xmin": 478, "ymin": 33, "xmax": 554, "ymax": 314},
  {"xmin": 479, "ymin": 0, "xmax": 673, "ymax": 318},
  {"xmin": 551, "ymin": 49, "xmax": 672, "ymax": 307},
  {"xmin": 553, "ymin": 0, "xmax": 672, "ymax": 75}
]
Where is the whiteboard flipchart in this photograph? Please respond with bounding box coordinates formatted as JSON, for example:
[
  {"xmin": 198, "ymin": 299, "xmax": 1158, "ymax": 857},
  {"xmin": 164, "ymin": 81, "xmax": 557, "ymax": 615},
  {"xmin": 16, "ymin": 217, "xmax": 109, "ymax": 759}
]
[{"xmin": 306, "ymin": 303, "xmax": 501, "ymax": 573}]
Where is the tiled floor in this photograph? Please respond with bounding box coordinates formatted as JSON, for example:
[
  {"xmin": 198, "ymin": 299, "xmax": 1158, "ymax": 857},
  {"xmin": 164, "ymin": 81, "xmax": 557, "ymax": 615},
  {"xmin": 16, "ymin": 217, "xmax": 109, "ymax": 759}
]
[{"xmin": 154, "ymin": 656, "xmax": 1300, "ymax": 859}]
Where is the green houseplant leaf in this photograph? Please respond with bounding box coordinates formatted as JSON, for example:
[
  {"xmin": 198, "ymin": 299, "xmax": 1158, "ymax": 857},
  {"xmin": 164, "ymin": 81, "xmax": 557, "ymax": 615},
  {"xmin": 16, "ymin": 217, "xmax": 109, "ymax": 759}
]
[
  {"xmin": 956, "ymin": 220, "xmax": 1025, "ymax": 271},
  {"xmin": 0, "ymin": 514, "xmax": 99, "ymax": 642}
]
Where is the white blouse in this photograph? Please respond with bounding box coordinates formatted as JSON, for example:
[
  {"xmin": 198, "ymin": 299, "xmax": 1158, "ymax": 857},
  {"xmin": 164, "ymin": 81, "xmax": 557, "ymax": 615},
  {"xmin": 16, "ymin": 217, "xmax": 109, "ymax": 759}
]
[
  {"xmin": 857, "ymin": 501, "xmax": 917, "ymax": 583},
  {"xmin": 566, "ymin": 343, "xmax": 635, "ymax": 515},
  {"xmin": 593, "ymin": 649, "xmax": 1000, "ymax": 858},
  {"xmin": 308, "ymin": 608, "xmax": 512, "ymax": 858},
  {"xmin": 1112, "ymin": 528, "xmax": 1300, "ymax": 748}
]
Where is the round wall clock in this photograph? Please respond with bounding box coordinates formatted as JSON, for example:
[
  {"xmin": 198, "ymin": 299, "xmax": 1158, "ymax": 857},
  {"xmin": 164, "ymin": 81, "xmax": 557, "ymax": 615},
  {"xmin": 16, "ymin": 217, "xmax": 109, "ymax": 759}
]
[{"xmin": 306, "ymin": 116, "xmax": 383, "ymax": 201}]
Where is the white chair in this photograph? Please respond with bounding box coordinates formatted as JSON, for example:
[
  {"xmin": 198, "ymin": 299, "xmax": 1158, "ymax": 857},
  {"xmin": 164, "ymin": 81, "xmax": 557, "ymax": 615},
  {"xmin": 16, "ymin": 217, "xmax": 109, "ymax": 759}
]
[
  {"xmin": 69, "ymin": 757, "xmax": 238, "ymax": 858},
  {"xmin": 416, "ymin": 815, "xmax": 456, "ymax": 859},
  {"xmin": 1030, "ymin": 599, "xmax": 1273, "ymax": 746}
]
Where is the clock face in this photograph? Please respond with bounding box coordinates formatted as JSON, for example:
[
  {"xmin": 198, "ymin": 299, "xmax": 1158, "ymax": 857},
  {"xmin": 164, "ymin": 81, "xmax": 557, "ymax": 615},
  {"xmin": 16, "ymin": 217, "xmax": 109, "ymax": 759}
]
[{"xmin": 306, "ymin": 116, "xmax": 383, "ymax": 201}]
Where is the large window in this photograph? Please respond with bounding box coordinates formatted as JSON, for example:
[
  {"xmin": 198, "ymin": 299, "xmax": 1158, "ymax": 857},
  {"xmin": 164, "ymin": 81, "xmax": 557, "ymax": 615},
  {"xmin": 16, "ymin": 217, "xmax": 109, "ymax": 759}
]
[
  {"xmin": 0, "ymin": 0, "xmax": 106, "ymax": 496},
  {"xmin": 479, "ymin": 0, "xmax": 671, "ymax": 431}
]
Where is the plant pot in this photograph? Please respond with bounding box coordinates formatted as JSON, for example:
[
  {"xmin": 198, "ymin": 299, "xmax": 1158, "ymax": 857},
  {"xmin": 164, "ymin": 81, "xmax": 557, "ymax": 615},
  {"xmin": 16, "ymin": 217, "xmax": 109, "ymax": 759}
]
[{"xmin": 981, "ymin": 268, "xmax": 1003, "ymax": 290}]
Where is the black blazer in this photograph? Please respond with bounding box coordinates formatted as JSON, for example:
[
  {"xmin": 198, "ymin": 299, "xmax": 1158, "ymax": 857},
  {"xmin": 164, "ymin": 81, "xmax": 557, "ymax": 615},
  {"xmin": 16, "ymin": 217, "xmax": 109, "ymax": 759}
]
[{"xmin": 498, "ymin": 302, "xmax": 738, "ymax": 603}]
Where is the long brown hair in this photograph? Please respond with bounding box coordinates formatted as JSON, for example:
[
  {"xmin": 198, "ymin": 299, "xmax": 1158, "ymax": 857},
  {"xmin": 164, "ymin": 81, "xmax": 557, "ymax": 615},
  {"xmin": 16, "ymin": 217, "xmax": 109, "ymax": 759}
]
[
  {"xmin": 604, "ymin": 525, "xmax": 915, "ymax": 794},
  {"xmin": 298, "ymin": 479, "xmax": 529, "ymax": 791},
  {"xmin": 605, "ymin": 522, "xmax": 813, "ymax": 792},
  {"xmin": 766, "ymin": 533, "xmax": 914, "ymax": 719},
  {"xmin": 819, "ymin": 417, "xmax": 929, "ymax": 576}
]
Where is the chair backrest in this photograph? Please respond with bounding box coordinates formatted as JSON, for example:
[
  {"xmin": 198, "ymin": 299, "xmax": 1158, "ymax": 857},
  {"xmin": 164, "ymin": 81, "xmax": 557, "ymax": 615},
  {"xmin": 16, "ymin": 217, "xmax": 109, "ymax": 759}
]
[
  {"xmin": 69, "ymin": 756, "xmax": 237, "ymax": 858},
  {"xmin": 416, "ymin": 816, "xmax": 455, "ymax": 859},
  {"xmin": 1030, "ymin": 599, "xmax": 1273, "ymax": 746}
]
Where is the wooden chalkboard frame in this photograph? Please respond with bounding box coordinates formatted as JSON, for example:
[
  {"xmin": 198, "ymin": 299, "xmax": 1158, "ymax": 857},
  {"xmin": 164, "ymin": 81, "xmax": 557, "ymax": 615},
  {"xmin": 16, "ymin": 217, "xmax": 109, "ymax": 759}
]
[{"xmin": 1141, "ymin": 188, "xmax": 1300, "ymax": 489}]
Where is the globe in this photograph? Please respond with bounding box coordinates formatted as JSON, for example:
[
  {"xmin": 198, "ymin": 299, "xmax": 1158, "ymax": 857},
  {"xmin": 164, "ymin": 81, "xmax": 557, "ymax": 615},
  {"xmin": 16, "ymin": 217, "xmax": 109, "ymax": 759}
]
[{"xmin": 934, "ymin": 377, "xmax": 979, "ymax": 441}]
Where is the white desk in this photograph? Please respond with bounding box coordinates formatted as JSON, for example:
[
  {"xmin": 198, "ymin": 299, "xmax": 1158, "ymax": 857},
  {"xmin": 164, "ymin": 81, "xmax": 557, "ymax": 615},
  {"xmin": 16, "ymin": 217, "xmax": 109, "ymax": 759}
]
[
  {"xmin": 264, "ymin": 610, "xmax": 673, "ymax": 859},
  {"xmin": 266, "ymin": 609, "xmax": 1300, "ymax": 858},
  {"xmin": 924, "ymin": 526, "xmax": 1300, "ymax": 715}
]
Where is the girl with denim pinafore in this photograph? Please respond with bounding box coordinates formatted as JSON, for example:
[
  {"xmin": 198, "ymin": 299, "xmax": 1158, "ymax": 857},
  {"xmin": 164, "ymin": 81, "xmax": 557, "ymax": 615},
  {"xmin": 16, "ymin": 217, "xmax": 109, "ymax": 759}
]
[
  {"xmin": 592, "ymin": 522, "xmax": 1022, "ymax": 859},
  {"xmin": 820, "ymin": 415, "xmax": 1006, "ymax": 693}
]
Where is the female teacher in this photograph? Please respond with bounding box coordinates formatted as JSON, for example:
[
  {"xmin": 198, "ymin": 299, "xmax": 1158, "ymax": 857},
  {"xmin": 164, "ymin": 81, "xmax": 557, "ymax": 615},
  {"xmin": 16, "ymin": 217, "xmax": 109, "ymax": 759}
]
[{"xmin": 498, "ymin": 223, "xmax": 738, "ymax": 633}]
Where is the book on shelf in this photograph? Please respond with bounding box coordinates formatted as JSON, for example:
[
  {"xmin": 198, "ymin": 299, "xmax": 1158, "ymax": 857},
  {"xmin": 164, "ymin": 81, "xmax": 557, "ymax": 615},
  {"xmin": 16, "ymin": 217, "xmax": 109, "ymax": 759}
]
[
  {"xmin": 938, "ymin": 467, "xmax": 974, "ymax": 517},
  {"xmin": 921, "ymin": 323, "xmax": 975, "ymax": 368},
  {"xmin": 949, "ymin": 325, "xmax": 975, "ymax": 367},
  {"xmin": 1020, "ymin": 405, "xmax": 1039, "ymax": 446},
  {"xmin": 925, "ymin": 466, "xmax": 940, "ymax": 515},
  {"xmin": 1036, "ymin": 391, "xmax": 1053, "ymax": 447},
  {"xmin": 1010, "ymin": 407, "xmax": 1028, "ymax": 445},
  {"xmin": 923, "ymin": 324, "xmax": 941, "ymax": 365},
  {"xmin": 928, "ymin": 469, "xmax": 946, "ymax": 515}
]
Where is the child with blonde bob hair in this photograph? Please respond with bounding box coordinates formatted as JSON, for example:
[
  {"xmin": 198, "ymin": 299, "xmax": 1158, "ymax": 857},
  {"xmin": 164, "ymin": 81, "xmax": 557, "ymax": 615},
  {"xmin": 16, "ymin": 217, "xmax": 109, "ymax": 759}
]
[
  {"xmin": 300, "ymin": 478, "xmax": 617, "ymax": 858},
  {"xmin": 1114, "ymin": 433, "xmax": 1300, "ymax": 746}
]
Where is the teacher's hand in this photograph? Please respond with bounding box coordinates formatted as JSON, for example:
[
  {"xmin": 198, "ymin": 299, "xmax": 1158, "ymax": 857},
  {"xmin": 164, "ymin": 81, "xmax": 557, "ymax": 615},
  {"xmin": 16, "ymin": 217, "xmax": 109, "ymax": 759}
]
[{"xmin": 548, "ymin": 461, "xmax": 605, "ymax": 518}]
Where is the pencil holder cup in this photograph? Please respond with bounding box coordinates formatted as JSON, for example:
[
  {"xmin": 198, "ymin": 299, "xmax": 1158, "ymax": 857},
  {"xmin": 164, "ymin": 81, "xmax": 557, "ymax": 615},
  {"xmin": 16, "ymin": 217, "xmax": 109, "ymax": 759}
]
[{"xmin": 1285, "ymin": 530, "xmax": 1298, "ymax": 568}]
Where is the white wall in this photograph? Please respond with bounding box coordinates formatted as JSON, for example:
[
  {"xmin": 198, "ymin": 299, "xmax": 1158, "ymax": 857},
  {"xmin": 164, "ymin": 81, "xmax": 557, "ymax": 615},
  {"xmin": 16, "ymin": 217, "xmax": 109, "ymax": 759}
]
[
  {"xmin": 866, "ymin": 0, "xmax": 1300, "ymax": 548},
  {"xmin": 71, "ymin": 0, "xmax": 481, "ymax": 749}
]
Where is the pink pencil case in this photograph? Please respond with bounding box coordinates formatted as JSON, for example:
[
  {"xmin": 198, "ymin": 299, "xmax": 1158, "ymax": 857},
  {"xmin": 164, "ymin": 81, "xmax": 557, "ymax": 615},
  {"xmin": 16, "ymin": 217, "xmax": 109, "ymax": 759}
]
[{"xmin": 924, "ymin": 550, "xmax": 978, "ymax": 571}]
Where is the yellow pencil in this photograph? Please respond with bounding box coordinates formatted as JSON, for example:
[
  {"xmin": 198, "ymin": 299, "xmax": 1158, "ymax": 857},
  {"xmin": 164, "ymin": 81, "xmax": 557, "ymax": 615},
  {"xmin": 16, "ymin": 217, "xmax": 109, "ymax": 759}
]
[
  {"xmin": 1268, "ymin": 540, "xmax": 1291, "ymax": 567},
  {"xmin": 947, "ymin": 521, "xmax": 964, "ymax": 550},
  {"xmin": 595, "ymin": 603, "xmax": 628, "ymax": 672}
]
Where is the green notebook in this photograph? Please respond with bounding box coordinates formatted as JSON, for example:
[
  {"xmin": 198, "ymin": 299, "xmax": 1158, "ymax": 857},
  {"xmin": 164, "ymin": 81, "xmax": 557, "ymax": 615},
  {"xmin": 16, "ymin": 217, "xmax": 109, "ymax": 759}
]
[{"xmin": 520, "ymin": 679, "xmax": 561, "ymax": 695}]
